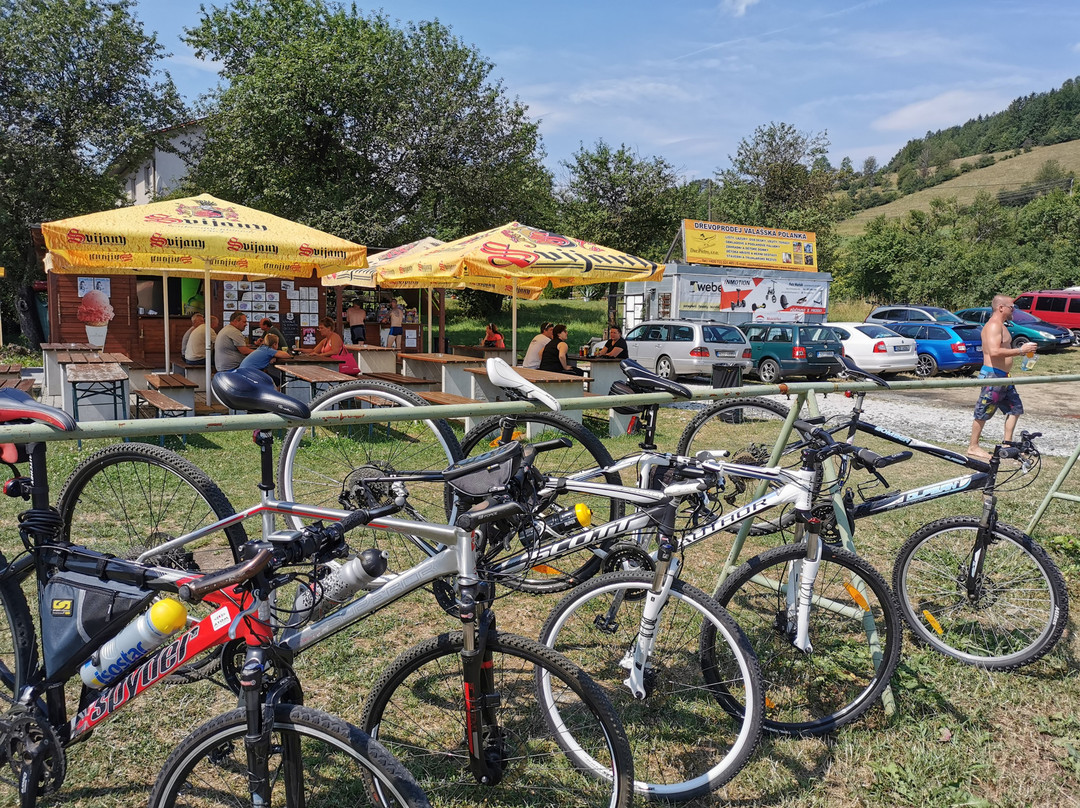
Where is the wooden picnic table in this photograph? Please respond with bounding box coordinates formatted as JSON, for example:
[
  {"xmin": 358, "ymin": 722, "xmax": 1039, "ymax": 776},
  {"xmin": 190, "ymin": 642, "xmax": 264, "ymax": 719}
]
[
  {"xmin": 145, "ymin": 373, "xmax": 198, "ymax": 412},
  {"xmin": 277, "ymin": 364, "xmax": 355, "ymax": 404},
  {"xmin": 0, "ymin": 364, "xmax": 24, "ymax": 376},
  {"xmin": 450, "ymin": 344, "xmax": 516, "ymax": 364},
  {"xmin": 400, "ymin": 352, "xmax": 486, "ymax": 398},
  {"xmin": 65, "ymin": 362, "xmax": 129, "ymax": 422},
  {"xmin": 465, "ymin": 366, "xmax": 592, "ymax": 429},
  {"xmin": 41, "ymin": 343, "xmax": 96, "ymax": 395},
  {"xmin": 342, "ymin": 344, "xmax": 397, "ymax": 375}
]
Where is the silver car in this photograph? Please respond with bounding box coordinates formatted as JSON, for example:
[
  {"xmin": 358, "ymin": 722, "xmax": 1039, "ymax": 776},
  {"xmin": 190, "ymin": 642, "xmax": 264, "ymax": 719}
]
[
  {"xmin": 864, "ymin": 305, "xmax": 966, "ymax": 325},
  {"xmin": 624, "ymin": 319, "xmax": 752, "ymax": 379}
]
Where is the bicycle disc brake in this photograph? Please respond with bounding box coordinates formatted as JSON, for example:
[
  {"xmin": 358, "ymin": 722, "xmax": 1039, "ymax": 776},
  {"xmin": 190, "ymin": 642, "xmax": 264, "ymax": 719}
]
[
  {"xmin": 0, "ymin": 704, "xmax": 66, "ymax": 798},
  {"xmin": 342, "ymin": 463, "xmax": 396, "ymax": 510}
]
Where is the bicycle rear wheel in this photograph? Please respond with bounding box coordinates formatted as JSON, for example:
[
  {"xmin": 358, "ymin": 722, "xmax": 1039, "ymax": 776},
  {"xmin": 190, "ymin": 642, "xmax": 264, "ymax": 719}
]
[
  {"xmin": 150, "ymin": 703, "xmax": 431, "ymax": 807},
  {"xmin": 277, "ymin": 380, "xmax": 462, "ymax": 572},
  {"xmin": 714, "ymin": 542, "xmax": 901, "ymax": 736},
  {"xmin": 459, "ymin": 413, "xmax": 625, "ymax": 594},
  {"xmin": 0, "ymin": 551, "xmax": 36, "ymax": 695},
  {"xmin": 360, "ymin": 630, "xmax": 634, "ymax": 808},
  {"xmin": 892, "ymin": 516, "xmax": 1068, "ymax": 669},
  {"xmin": 539, "ymin": 571, "xmax": 763, "ymax": 802},
  {"xmin": 676, "ymin": 398, "xmax": 812, "ymax": 536}
]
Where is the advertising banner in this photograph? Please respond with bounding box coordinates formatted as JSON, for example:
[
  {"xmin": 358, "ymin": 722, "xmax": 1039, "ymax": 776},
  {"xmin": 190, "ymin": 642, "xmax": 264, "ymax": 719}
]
[
  {"xmin": 679, "ymin": 274, "xmax": 827, "ymax": 322},
  {"xmin": 683, "ymin": 220, "xmax": 817, "ymax": 271}
]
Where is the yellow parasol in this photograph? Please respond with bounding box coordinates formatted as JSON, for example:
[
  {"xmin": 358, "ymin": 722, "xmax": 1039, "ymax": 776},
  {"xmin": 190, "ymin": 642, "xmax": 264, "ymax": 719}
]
[
  {"xmin": 373, "ymin": 222, "xmax": 664, "ymax": 358},
  {"xmin": 42, "ymin": 194, "xmax": 367, "ymax": 396}
]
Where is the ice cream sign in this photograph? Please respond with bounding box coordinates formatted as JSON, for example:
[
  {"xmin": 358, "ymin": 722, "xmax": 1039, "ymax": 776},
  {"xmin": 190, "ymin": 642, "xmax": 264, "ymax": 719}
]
[{"xmin": 77, "ymin": 287, "xmax": 115, "ymax": 348}]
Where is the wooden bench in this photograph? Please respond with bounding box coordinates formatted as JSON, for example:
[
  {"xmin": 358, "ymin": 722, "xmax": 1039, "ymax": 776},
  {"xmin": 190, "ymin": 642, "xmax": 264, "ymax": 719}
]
[
  {"xmin": 419, "ymin": 391, "xmax": 481, "ymax": 407},
  {"xmin": 363, "ymin": 372, "xmax": 438, "ymax": 391},
  {"xmin": 0, "ymin": 379, "xmax": 34, "ymax": 394},
  {"xmin": 0, "ymin": 364, "xmax": 24, "ymax": 378},
  {"xmin": 171, "ymin": 358, "xmax": 212, "ymax": 390},
  {"xmin": 134, "ymin": 389, "xmax": 191, "ymax": 446}
]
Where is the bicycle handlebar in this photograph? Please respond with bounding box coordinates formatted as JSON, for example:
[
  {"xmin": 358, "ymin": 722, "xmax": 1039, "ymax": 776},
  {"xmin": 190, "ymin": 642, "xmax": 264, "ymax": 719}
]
[
  {"xmin": 178, "ymin": 548, "xmax": 274, "ymax": 603},
  {"xmin": 456, "ymin": 501, "xmax": 527, "ymax": 532}
]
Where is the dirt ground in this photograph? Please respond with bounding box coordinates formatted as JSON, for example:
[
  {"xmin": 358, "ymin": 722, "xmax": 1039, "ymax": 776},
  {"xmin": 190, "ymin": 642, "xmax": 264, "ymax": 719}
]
[{"xmin": 878, "ymin": 377, "xmax": 1079, "ymax": 419}]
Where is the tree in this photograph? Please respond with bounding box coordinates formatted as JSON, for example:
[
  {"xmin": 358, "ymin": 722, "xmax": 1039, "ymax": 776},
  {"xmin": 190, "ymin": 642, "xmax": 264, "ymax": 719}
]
[
  {"xmin": 556, "ymin": 141, "xmax": 693, "ymax": 262},
  {"xmin": 182, "ymin": 0, "xmax": 554, "ymax": 248},
  {"xmin": 861, "ymin": 156, "xmax": 878, "ymax": 187},
  {"xmin": 0, "ymin": 0, "xmax": 185, "ymax": 345}
]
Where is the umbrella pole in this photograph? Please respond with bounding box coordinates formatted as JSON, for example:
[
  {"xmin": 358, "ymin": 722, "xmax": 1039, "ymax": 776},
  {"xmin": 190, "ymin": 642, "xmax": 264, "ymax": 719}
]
[
  {"xmin": 204, "ymin": 267, "xmax": 213, "ymax": 405},
  {"xmin": 427, "ymin": 288, "xmax": 433, "ymax": 352},
  {"xmin": 511, "ymin": 280, "xmax": 518, "ymax": 364},
  {"xmin": 162, "ymin": 271, "xmax": 171, "ymax": 371}
]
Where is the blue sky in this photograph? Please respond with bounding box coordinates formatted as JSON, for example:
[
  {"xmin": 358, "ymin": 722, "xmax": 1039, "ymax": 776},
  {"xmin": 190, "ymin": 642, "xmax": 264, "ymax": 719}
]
[{"xmin": 136, "ymin": 0, "xmax": 1080, "ymax": 180}]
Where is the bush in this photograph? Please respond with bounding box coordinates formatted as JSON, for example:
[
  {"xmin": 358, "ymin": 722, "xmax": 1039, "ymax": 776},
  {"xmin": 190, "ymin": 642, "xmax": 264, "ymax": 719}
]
[{"xmin": 453, "ymin": 289, "xmax": 504, "ymax": 318}]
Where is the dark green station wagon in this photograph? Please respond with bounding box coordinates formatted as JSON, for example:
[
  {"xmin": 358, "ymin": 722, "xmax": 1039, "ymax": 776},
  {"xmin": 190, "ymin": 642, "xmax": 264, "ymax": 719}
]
[{"xmin": 740, "ymin": 323, "xmax": 843, "ymax": 382}]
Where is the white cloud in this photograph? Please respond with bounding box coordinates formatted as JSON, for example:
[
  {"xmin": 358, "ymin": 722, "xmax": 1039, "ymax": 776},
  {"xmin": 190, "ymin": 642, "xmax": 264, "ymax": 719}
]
[
  {"xmin": 722, "ymin": 0, "xmax": 762, "ymax": 17},
  {"xmin": 568, "ymin": 79, "xmax": 693, "ymax": 106},
  {"xmin": 872, "ymin": 89, "xmax": 1013, "ymax": 132},
  {"xmin": 1073, "ymin": 41, "xmax": 1080, "ymax": 53}
]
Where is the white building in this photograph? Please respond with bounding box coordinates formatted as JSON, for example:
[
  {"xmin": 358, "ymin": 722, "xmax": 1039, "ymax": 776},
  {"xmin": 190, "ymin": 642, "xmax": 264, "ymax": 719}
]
[{"xmin": 116, "ymin": 120, "xmax": 204, "ymax": 203}]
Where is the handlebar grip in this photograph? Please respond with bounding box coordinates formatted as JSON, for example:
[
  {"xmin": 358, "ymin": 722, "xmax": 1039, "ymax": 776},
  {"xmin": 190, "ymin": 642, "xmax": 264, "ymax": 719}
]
[
  {"xmin": 874, "ymin": 451, "xmax": 913, "ymax": 468},
  {"xmin": 323, "ymin": 502, "xmax": 402, "ymax": 544},
  {"xmin": 178, "ymin": 548, "xmax": 274, "ymax": 603},
  {"xmin": 456, "ymin": 501, "xmax": 526, "ymax": 533},
  {"xmin": 531, "ymin": 437, "xmax": 573, "ymax": 454}
]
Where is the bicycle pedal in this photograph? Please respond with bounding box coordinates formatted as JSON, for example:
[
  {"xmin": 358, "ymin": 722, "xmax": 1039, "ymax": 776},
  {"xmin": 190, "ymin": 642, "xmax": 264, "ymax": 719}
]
[{"xmin": 593, "ymin": 614, "xmax": 618, "ymax": 633}]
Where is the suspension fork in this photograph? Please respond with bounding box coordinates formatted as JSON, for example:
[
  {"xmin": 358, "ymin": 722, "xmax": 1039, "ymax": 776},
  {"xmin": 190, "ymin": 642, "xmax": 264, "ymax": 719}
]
[
  {"xmin": 787, "ymin": 514, "xmax": 824, "ymax": 654},
  {"xmin": 966, "ymin": 492, "xmax": 997, "ymax": 600},
  {"xmin": 239, "ymin": 646, "xmax": 273, "ymax": 807},
  {"xmin": 458, "ymin": 582, "xmax": 503, "ymax": 786}
]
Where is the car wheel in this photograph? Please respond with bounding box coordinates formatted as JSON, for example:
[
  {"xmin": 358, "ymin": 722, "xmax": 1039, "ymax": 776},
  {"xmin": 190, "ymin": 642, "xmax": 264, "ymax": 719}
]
[
  {"xmin": 1011, "ymin": 335, "xmax": 1027, "ymax": 349},
  {"xmin": 655, "ymin": 355, "xmax": 676, "ymax": 380},
  {"xmin": 914, "ymin": 354, "xmax": 938, "ymax": 378},
  {"xmin": 1072, "ymin": 329, "xmax": 1080, "ymax": 346},
  {"xmin": 757, "ymin": 358, "xmax": 781, "ymax": 384}
]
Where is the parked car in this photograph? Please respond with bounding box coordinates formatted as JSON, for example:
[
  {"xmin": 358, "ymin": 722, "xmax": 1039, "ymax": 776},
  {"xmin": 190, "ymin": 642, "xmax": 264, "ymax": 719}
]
[
  {"xmin": 623, "ymin": 319, "xmax": 752, "ymax": 379},
  {"xmin": 887, "ymin": 322, "xmax": 983, "ymax": 377},
  {"xmin": 954, "ymin": 307, "xmax": 1073, "ymax": 352},
  {"xmin": 739, "ymin": 323, "xmax": 844, "ymax": 383},
  {"xmin": 864, "ymin": 305, "xmax": 966, "ymax": 326},
  {"xmin": 824, "ymin": 322, "xmax": 918, "ymax": 375},
  {"xmin": 1013, "ymin": 290, "xmax": 1080, "ymax": 344}
]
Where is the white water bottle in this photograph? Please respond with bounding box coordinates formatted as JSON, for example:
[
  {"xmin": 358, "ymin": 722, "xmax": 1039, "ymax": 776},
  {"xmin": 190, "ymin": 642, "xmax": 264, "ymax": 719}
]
[
  {"xmin": 81, "ymin": 599, "xmax": 188, "ymax": 689},
  {"xmin": 292, "ymin": 548, "xmax": 388, "ymax": 621}
]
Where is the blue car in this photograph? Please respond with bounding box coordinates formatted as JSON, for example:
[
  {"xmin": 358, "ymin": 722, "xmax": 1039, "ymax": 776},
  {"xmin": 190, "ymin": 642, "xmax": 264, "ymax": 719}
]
[
  {"xmin": 953, "ymin": 307, "xmax": 1073, "ymax": 352},
  {"xmin": 889, "ymin": 322, "xmax": 983, "ymax": 377}
]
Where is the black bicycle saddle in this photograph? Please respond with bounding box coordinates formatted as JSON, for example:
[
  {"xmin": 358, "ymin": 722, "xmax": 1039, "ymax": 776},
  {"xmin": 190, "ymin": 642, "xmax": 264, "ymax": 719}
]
[
  {"xmin": 212, "ymin": 369, "xmax": 312, "ymax": 419},
  {"xmin": 0, "ymin": 388, "xmax": 77, "ymax": 431},
  {"xmin": 617, "ymin": 359, "xmax": 693, "ymax": 399}
]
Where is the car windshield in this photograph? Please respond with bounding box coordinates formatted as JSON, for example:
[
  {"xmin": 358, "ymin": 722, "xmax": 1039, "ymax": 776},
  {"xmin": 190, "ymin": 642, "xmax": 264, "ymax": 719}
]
[
  {"xmin": 924, "ymin": 307, "xmax": 964, "ymax": 323},
  {"xmin": 855, "ymin": 324, "xmax": 901, "ymax": 338},
  {"xmin": 1010, "ymin": 309, "xmax": 1044, "ymax": 326},
  {"xmin": 702, "ymin": 325, "xmax": 744, "ymax": 344}
]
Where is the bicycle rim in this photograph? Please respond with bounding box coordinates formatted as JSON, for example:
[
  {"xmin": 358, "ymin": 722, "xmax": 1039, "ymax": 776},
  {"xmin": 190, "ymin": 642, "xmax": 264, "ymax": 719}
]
[
  {"xmin": 715, "ymin": 543, "xmax": 901, "ymax": 736},
  {"xmin": 361, "ymin": 631, "xmax": 633, "ymax": 808},
  {"xmin": 893, "ymin": 517, "xmax": 1068, "ymax": 669},
  {"xmin": 0, "ymin": 552, "xmax": 36, "ymax": 695},
  {"xmin": 540, "ymin": 571, "xmax": 764, "ymax": 801}
]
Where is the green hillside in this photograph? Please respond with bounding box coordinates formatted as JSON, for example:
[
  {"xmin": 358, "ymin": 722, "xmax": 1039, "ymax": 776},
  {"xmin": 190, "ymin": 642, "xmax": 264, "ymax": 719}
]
[{"xmin": 836, "ymin": 139, "xmax": 1080, "ymax": 237}]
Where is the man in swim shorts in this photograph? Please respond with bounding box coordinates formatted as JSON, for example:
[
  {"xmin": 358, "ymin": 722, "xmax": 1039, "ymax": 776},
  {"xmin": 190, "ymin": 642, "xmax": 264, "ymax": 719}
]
[
  {"xmin": 387, "ymin": 298, "xmax": 404, "ymax": 351},
  {"xmin": 967, "ymin": 294, "xmax": 1037, "ymax": 460}
]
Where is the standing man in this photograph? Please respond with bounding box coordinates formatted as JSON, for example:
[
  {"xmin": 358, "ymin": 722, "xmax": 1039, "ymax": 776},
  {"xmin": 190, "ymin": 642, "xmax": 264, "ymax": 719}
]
[
  {"xmin": 595, "ymin": 325, "xmax": 628, "ymax": 359},
  {"xmin": 346, "ymin": 299, "xmax": 367, "ymax": 345},
  {"xmin": 967, "ymin": 295, "xmax": 1037, "ymax": 460},
  {"xmin": 387, "ymin": 299, "xmax": 405, "ymax": 352},
  {"xmin": 215, "ymin": 312, "xmax": 255, "ymax": 371}
]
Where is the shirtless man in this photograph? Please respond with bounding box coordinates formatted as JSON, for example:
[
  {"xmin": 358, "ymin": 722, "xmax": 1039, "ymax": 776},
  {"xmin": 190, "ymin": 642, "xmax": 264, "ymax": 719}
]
[
  {"xmin": 967, "ymin": 294, "xmax": 1037, "ymax": 460},
  {"xmin": 387, "ymin": 299, "xmax": 405, "ymax": 351}
]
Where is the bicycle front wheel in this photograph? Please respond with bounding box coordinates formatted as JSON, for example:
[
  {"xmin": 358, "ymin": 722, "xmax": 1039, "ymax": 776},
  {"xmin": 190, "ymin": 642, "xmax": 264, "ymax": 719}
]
[
  {"xmin": 150, "ymin": 703, "xmax": 431, "ymax": 808},
  {"xmin": 714, "ymin": 543, "xmax": 901, "ymax": 736},
  {"xmin": 539, "ymin": 571, "xmax": 763, "ymax": 802},
  {"xmin": 892, "ymin": 516, "xmax": 1068, "ymax": 669},
  {"xmin": 676, "ymin": 398, "xmax": 812, "ymax": 536},
  {"xmin": 0, "ymin": 551, "xmax": 36, "ymax": 695},
  {"xmin": 361, "ymin": 630, "xmax": 634, "ymax": 808},
  {"xmin": 277, "ymin": 380, "xmax": 462, "ymax": 571},
  {"xmin": 460, "ymin": 413, "xmax": 625, "ymax": 594}
]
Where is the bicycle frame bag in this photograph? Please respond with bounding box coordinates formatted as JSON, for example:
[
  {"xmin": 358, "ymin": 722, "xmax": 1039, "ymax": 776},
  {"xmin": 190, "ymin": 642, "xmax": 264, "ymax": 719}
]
[
  {"xmin": 40, "ymin": 571, "xmax": 156, "ymax": 684},
  {"xmin": 444, "ymin": 440, "xmax": 523, "ymax": 498}
]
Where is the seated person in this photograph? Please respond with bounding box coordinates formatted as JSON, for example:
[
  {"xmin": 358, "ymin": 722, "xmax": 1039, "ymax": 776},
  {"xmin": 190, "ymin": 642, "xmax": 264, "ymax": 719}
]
[
  {"xmin": 538, "ymin": 323, "xmax": 584, "ymax": 376},
  {"xmin": 483, "ymin": 323, "xmax": 505, "ymax": 349},
  {"xmin": 303, "ymin": 316, "xmax": 357, "ymax": 375},
  {"xmin": 238, "ymin": 333, "xmax": 291, "ymax": 386},
  {"xmin": 257, "ymin": 317, "xmax": 287, "ymax": 350},
  {"xmin": 523, "ymin": 322, "xmax": 554, "ymax": 369},
  {"xmin": 595, "ymin": 325, "xmax": 628, "ymax": 359},
  {"xmin": 215, "ymin": 312, "xmax": 255, "ymax": 371}
]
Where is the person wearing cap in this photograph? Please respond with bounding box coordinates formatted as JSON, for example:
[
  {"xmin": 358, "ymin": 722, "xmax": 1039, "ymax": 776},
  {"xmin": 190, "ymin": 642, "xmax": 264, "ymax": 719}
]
[{"xmin": 523, "ymin": 322, "xmax": 554, "ymax": 369}]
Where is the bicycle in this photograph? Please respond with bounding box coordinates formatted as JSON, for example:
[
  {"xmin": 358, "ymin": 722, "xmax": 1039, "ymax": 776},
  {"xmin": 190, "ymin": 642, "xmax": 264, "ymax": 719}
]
[
  {"xmin": 0, "ymin": 388, "xmax": 430, "ymax": 808},
  {"xmin": 48, "ymin": 369, "xmax": 637, "ymax": 808},
  {"xmin": 677, "ymin": 367, "xmax": 1068, "ymax": 669}
]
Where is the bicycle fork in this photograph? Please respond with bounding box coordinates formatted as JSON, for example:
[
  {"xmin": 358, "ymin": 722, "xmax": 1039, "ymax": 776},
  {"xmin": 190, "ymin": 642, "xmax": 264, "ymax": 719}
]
[
  {"xmin": 786, "ymin": 517, "xmax": 824, "ymax": 654},
  {"xmin": 965, "ymin": 494, "xmax": 996, "ymax": 603},
  {"xmin": 458, "ymin": 582, "xmax": 504, "ymax": 786}
]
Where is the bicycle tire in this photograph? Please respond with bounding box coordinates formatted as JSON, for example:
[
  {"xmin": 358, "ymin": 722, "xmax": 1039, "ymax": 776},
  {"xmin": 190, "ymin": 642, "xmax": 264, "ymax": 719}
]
[
  {"xmin": 459, "ymin": 413, "xmax": 625, "ymax": 594},
  {"xmin": 150, "ymin": 703, "xmax": 431, "ymax": 808},
  {"xmin": 0, "ymin": 551, "xmax": 37, "ymax": 695},
  {"xmin": 539, "ymin": 570, "xmax": 764, "ymax": 802},
  {"xmin": 892, "ymin": 516, "xmax": 1069, "ymax": 670},
  {"xmin": 360, "ymin": 630, "xmax": 635, "ymax": 808},
  {"xmin": 277, "ymin": 379, "xmax": 463, "ymax": 572},
  {"xmin": 714, "ymin": 542, "xmax": 901, "ymax": 736},
  {"xmin": 676, "ymin": 398, "xmax": 813, "ymax": 536}
]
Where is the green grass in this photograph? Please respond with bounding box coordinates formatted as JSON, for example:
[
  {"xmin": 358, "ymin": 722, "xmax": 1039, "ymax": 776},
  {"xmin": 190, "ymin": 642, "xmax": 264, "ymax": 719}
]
[
  {"xmin": 2, "ymin": 345, "xmax": 1080, "ymax": 806},
  {"xmin": 439, "ymin": 296, "xmax": 609, "ymax": 355}
]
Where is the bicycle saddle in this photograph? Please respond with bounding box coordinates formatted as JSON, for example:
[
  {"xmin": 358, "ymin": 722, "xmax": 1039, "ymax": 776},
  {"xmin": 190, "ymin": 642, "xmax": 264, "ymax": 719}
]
[
  {"xmin": 617, "ymin": 359, "xmax": 693, "ymax": 399},
  {"xmin": 836, "ymin": 355, "xmax": 889, "ymax": 388},
  {"xmin": 0, "ymin": 388, "xmax": 76, "ymax": 431},
  {"xmin": 212, "ymin": 369, "xmax": 312, "ymax": 419},
  {"xmin": 485, "ymin": 358, "xmax": 561, "ymax": 412}
]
